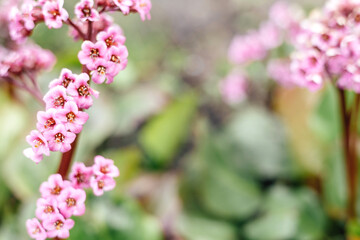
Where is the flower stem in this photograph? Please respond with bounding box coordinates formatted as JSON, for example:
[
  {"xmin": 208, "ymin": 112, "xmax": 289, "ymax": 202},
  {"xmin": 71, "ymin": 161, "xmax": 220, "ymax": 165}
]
[{"xmin": 338, "ymin": 88, "xmax": 358, "ymax": 220}]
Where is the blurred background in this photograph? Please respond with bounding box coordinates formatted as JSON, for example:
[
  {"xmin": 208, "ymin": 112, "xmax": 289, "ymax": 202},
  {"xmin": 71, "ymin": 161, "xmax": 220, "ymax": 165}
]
[{"xmin": 1, "ymin": 0, "xmax": 353, "ymax": 239}]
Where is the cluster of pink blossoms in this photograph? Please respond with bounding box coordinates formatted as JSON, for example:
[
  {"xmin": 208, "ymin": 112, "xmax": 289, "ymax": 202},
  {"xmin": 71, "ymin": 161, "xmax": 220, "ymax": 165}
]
[
  {"xmin": 221, "ymin": 1, "xmax": 303, "ymax": 104},
  {"xmin": 23, "ymin": 68, "xmax": 98, "ymax": 163},
  {"xmin": 26, "ymin": 156, "xmax": 119, "ymax": 240},
  {"xmin": 290, "ymin": 0, "xmax": 360, "ymax": 92},
  {"xmin": 9, "ymin": 0, "xmax": 151, "ymax": 44}
]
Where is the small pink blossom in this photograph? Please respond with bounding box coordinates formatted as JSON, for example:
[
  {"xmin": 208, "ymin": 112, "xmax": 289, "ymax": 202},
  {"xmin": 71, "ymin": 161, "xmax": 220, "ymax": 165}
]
[
  {"xmin": 107, "ymin": 46, "xmax": 128, "ymax": 73},
  {"xmin": 90, "ymin": 58, "xmax": 117, "ymax": 84},
  {"xmin": 36, "ymin": 108, "xmax": 62, "ymax": 132},
  {"xmin": 113, "ymin": 0, "xmax": 133, "ymax": 14},
  {"xmin": 75, "ymin": 0, "xmax": 100, "ymax": 22},
  {"xmin": 55, "ymin": 101, "xmax": 89, "ymax": 134},
  {"xmin": 43, "ymin": 86, "xmax": 70, "ymax": 110},
  {"xmin": 67, "ymin": 73, "xmax": 99, "ymax": 109},
  {"xmin": 228, "ymin": 33, "xmax": 267, "ymax": 64},
  {"xmin": 132, "ymin": 0, "xmax": 152, "ymax": 21},
  {"xmin": 69, "ymin": 162, "xmax": 93, "ymax": 189},
  {"xmin": 90, "ymin": 175, "xmax": 116, "ymax": 196},
  {"xmin": 267, "ymin": 59, "xmax": 295, "ymax": 87},
  {"xmin": 42, "ymin": 213, "xmax": 74, "ymax": 239},
  {"xmin": 96, "ymin": 25, "xmax": 126, "ymax": 48},
  {"xmin": 39, "ymin": 174, "xmax": 70, "ymax": 200},
  {"xmin": 43, "ymin": 124, "xmax": 76, "ymax": 152},
  {"xmin": 26, "ymin": 218, "xmax": 47, "ymax": 240},
  {"xmin": 58, "ymin": 187, "xmax": 86, "ymax": 218},
  {"xmin": 8, "ymin": 6, "xmax": 34, "ymax": 43},
  {"xmin": 220, "ymin": 72, "xmax": 248, "ymax": 105},
  {"xmin": 26, "ymin": 130, "xmax": 50, "ymax": 157},
  {"xmin": 259, "ymin": 21, "xmax": 283, "ymax": 49},
  {"xmin": 43, "ymin": 0, "xmax": 69, "ymax": 29},
  {"xmin": 35, "ymin": 197, "xmax": 59, "ymax": 221},
  {"xmin": 93, "ymin": 155, "xmax": 119, "ymax": 178},
  {"xmin": 78, "ymin": 40, "xmax": 107, "ymax": 68},
  {"xmin": 23, "ymin": 148, "xmax": 44, "ymax": 164},
  {"xmin": 49, "ymin": 68, "xmax": 77, "ymax": 89}
]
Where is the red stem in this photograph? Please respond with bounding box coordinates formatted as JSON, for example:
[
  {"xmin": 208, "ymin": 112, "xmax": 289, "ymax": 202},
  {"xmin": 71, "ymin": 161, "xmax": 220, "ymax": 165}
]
[{"xmin": 338, "ymin": 88, "xmax": 358, "ymax": 220}]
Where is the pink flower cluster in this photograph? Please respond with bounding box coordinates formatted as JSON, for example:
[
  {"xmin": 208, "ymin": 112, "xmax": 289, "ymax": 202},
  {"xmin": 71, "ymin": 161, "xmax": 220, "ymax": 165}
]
[
  {"xmin": 290, "ymin": 0, "xmax": 360, "ymax": 92},
  {"xmin": 78, "ymin": 26, "xmax": 128, "ymax": 84},
  {"xmin": 0, "ymin": 44, "xmax": 55, "ymax": 78},
  {"xmin": 227, "ymin": 1, "xmax": 304, "ymax": 65},
  {"xmin": 24, "ymin": 69, "xmax": 98, "ymax": 163},
  {"xmin": 26, "ymin": 156, "xmax": 119, "ymax": 240},
  {"xmin": 222, "ymin": 1, "xmax": 304, "ymax": 103},
  {"xmin": 8, "ymin": 0, "xmax": 151, "ymax": 44}
]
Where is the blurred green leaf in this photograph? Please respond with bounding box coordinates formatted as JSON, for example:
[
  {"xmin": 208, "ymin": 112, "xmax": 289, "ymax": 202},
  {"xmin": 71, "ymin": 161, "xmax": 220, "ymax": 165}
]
[
  {"xmin": 177, "ymin": 214, "xmax": 237, "ymax": 240},
  {"xmin": 139, "ymin": 92, "xmax": 197, "ymax": 167}
]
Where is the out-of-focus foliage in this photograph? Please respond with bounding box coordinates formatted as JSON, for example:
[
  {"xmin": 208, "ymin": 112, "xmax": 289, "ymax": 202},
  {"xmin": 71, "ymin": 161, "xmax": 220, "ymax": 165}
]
[{"xmin": 0, "ymin": 0, "xmax": 353, "ymax": 239}]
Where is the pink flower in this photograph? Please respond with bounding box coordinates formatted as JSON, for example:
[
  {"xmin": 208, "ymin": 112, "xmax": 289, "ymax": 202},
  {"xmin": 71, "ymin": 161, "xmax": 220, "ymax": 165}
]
[
  {"xmin": 96, "ymin": 25, "xmax": 126, "ymax": 48},
  {"xmin": 67, "ymin": 73, "xmax": 99, "ymax": 109},
  {"xmin": 55, "ymin": 101, "xmax": 89, "ymax": 134},
  {"xmin": 132, "ymin": 0, "xmax": 152, "ymax": 21},
  {"xmin": 36, "ymin": 108, "xmax": 62, "ymax": 132},
  {"xmin": 42, "ymin": 213, "xmax": 74, "ymax": 239},
  {"xmin": 90, "ymin": 175, "xmax": 116, "ymax": 196},
  {"xmin": 75, "ymin": 0, "xmax": 100, "ymax": 22},
  {"xmin": 43, "ymin": 0, "xmax": 69, "ymax": 29},
  {"xmin": 338, "ymin": 64, "xmax": 360, "ymax": 93},
  {"xmin": 228, "ymin": 33, "xmax": 267, "ymax": 64},
  {"xmin": 43, "ymin": 124, "xmax": 76, "ymax": 152},
  {"xmin": 35, "ymin": 198, "xmax": 59, "ymax": 221},
  {"xmin": 340, "ymin": 35, "xmax": 360, "ymax": 58},
  {"xmin": 90, "ymin": 58, "xmax": 117, "ymax": 84},
  {"xmin": 8, "ymin": 6, "xmax": 34, "ymax": 43},
  {"xmin": 23, "ymin": 148, "xmax": 44, "ymax": 164},
  {"xmin": 258, "ymin": 21, "xmax": 283, "ymax": 49},
  {"xmin": 113, "ymin": 0, "xmax": 133, "ymax": 14},
  {"xmin": 78, "ymin": 40, "xmax": 107, "ymax": 68},
  {"xmin": 310, "ymin": 28, "xmax": 342, "ymax": 52},
  {"xmin": 49, "ymin": 68, "xmax": 77, "ymax": 89},
  {"xmin": 220, "ymin": 72, "xmax": 248, "ymax": 105},
  {"xmin": 39, "ymin": 174, "xmax": 70, "ymax": 200},
  {"xmin": 106, "ymin": 46, "xmax": 128, "ymax": 73},
  {"xmin": 26, "ymin": 130, "xmax": 50, "ymax": 157},
  {"xmin": 26, "ymin": 218, "xmax": 47, "ymax": 240},
  {"xmin": 43, "ymin": 86, "xmax": 71, "ymax": 110},
  {"xmin": 69, "ymin": 162, "xmax": 93, "ymax": 189},
  {"xmin": 58, "ymin": 187, "xmax": 86, "ymax": 218},
  {"xmin": 93, "ymin": 155, "xmax": 119, "ymax": 178}
]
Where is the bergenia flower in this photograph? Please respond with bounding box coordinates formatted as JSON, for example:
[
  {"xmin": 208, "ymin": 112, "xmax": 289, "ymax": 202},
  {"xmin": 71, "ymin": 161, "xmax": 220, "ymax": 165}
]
[
  {"xmin": 58, "ymin": 187, "xmax": 86, "ymax": 218},
  {"xmin": 26, "ymin": 130, "xmax": 50, "ymax": 157},
  {"xmin": 90, "ymin": 175, "xmax": 116, "ymax": 196},
  {"xmin": 92, "ymin": 155, "xmax": 119, "ymax": 178},
  {"xmin": 36, "ymin": 108, "xmax": 62, "ymax": 132},
  {"xmin": 35, "ymin": 197, "xmax": 59, "ymax": 221},
  {"xmin": 39, "ymin": 174, "xmax": 70, "ymax": 200},
  {"xmin": 55, "ymin": 101, "xmax": 89, "ymax": 134},
  {"xmin": 90, "ymin": 58, "xmax": 117, "ymax": 84},
  {"xmin": 49, "ymin": 68, "xmax": 77, "ymax": 89},
  {"xmin": 43, "ymin": 0, "xmax": 69, "ymax": 29},
  {"xmin": 75, "ymin": 0, "xmax": 100, "ymax": 22},
  {"xmin": 78, "ymin": 40, "xmax": 107, "ymax": 67},
  {"xmin": 43, "ymin": 124, "xmax": 76, "ymax": 152},
  {"xmin": 113, "ymin": 0, "xmax": 133, "ymax": 14},
  {"xmin": 107, "ymin": 46, "xmax": 128, "ymax": 73},
  {"xmin": 43, "ymin": 86, "xmax": 71, "ymax": 110},
  {"xmin": 132, "ymin": 0, "xmax": 152, "ymax": 21},
  {"xmin": 26, "ymin": 218, "xmax": 47, "ymax": 240},
  {"xmin": 69, "ymin": 162, "xmax": 93, "ymax": 189},
  {"xmin": 220, "ymin": 72, "xmax": 248, "ymax": 105},
  {"xmin": 67, "ymin": 73, "xmax": 99, "ymax": 109},
  {"xmin": 23, "ymin": 148, "xmax": 44, "ymax": 164},
  {"xmin": 96, "ymin": 25, "xmax": 126, "ymax": 48},
  {"xmin": 42, "ymin": 213, "xmax": 74, "ymax": 239}
]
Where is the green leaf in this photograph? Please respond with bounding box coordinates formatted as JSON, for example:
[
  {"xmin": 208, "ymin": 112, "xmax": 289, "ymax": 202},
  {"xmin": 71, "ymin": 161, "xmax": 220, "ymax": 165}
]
[
  {"xmin": 177, "ymin": 214, "xmax": 237, "ymax": 240},
  {"xmin": 139, "ymin": 92, "xmax": 198, "ymax": 167}
]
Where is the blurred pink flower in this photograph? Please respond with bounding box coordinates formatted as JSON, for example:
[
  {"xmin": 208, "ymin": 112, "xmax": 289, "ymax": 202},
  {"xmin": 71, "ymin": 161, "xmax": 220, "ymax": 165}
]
[{"xmin": 220, "ymin": 72, "xmax": 247, "ymax": 105}]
